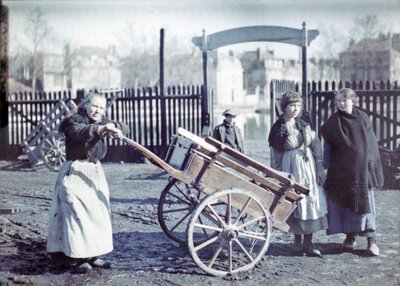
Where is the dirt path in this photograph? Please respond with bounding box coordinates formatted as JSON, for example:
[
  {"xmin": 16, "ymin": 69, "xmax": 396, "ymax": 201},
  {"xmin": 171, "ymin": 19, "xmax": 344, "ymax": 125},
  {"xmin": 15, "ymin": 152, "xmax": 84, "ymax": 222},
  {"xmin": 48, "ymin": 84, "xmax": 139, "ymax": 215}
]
[{"xmin": 0, "ymin": 150, "xmax": 399, "ymax": 285}]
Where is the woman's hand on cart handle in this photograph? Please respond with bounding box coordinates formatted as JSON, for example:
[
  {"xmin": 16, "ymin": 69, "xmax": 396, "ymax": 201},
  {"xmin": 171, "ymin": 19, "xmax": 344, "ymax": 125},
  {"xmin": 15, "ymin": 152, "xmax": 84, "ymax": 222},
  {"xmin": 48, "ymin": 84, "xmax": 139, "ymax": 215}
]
[{"xmin": 98, "ymin": 123, "xmax": 124, "ymax": 139}]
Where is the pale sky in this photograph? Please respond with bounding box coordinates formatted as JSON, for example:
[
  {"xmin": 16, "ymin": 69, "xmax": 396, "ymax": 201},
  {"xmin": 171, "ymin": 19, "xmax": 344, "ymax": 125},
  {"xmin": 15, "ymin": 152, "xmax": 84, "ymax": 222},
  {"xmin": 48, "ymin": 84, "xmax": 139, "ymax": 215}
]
[{"xmin": 4, "ymin": 0, "xmax": 400, "ymax": 59}]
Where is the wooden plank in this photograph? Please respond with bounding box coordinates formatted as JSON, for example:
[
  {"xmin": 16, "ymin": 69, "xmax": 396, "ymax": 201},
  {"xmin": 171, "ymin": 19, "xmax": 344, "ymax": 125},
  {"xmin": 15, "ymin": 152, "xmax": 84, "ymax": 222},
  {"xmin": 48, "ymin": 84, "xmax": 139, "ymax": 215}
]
[
  {"xmin": 178, "ymin": 127, "xmax": 217, "ymax": 152},
  {"xmin": 205, "ymin": 136, "xmax": 310, "ymax": 195}
]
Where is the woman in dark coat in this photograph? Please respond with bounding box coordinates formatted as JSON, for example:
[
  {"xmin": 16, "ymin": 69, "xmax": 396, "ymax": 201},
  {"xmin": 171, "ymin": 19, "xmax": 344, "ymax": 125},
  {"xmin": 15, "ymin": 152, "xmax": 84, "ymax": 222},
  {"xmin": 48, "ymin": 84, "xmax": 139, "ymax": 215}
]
[
  {"xmin": 321, "ymin": 88, "xmax": 384, "ymax": 256},
  {"xmin": 47, "ymin": 91, "xmax": 129, "ymax": 273}
]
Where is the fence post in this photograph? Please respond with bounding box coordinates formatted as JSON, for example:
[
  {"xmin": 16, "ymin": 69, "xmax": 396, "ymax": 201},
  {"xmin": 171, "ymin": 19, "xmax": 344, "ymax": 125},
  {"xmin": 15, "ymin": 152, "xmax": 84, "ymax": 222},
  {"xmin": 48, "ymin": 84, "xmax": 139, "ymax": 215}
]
[
  {"xmin": 76, "ymin": 89, "xmax": 85, "ymax": 105},
  {"xmin": 301, "ymin": 22, "xmax": 308, "ymax": 110},
  {"xmin": 270, "ymin": 81, "xmax": 276, "ymax": 128},
  {"xmin": 201, "ymin": 29, "xmax": 210, "ymax": 137},
  {"xmin": 269, "ymin": 80, "xmax": 276, "ymax": 168},
  {"xmin": 0, "ymin": 5, "xmax": 9, "ymax": 159},
  {"xmin": 159, "ymin": 28, "xmax": 167, "ymax": 151}
]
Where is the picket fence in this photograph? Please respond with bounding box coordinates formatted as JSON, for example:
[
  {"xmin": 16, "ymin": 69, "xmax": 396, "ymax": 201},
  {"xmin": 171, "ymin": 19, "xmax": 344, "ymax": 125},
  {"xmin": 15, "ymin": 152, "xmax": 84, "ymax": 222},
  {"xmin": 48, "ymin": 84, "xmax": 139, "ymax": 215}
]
[{"xmin": 4, "ymin": 85, "xmax": 206, "ymax": 161}]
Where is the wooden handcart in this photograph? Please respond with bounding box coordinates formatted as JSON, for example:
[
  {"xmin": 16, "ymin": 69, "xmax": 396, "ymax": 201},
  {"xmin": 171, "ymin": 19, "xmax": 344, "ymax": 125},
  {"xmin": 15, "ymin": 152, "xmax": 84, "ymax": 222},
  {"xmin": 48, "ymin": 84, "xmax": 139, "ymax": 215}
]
[
  {"xmin": 20, "ymin": 91, "xmax": 120, "ymax": 171},
  {"xmin": 20, "ymin": 97, "xmax": 77, "ymax": 171},
  {"xmin": 120, "ymin": 127, "xmax": 310, "ymax": 277}
]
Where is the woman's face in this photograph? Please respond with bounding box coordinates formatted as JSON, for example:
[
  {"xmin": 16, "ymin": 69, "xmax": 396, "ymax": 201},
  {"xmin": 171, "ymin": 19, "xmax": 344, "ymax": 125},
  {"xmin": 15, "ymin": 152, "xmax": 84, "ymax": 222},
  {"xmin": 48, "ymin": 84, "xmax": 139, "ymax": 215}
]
[
  {"xmin": 86, "ymin": 96, "xmax": 106, "ymax": 122},
  {"xmin": 335, "ymin": 93, "xmax": 354, "ymax": 114},
  {"xmin": 284, "ymin": 102, "xmax": 301, "ymax": 120}
]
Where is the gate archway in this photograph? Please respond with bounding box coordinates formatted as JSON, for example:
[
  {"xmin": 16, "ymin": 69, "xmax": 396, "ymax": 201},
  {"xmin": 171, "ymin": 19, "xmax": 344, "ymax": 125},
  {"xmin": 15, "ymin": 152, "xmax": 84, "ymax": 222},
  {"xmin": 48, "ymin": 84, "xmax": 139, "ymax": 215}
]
[{"xmin": 192, "ymin": 23, "xmax": 319, "ymax": 136}]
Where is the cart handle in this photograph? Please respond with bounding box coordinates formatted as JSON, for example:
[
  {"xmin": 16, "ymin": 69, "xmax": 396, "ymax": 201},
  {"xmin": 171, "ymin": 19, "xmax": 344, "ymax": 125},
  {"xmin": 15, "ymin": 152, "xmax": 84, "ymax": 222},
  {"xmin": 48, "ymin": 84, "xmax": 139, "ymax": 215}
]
[{"xmin": 119, "ymin": 135, "xmax": 182, "ymax": 179}]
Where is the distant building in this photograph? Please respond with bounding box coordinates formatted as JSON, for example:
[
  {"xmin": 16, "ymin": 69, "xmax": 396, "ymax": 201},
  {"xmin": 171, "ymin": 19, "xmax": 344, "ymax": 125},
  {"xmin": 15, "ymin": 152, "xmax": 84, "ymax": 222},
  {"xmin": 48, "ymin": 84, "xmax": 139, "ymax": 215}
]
[
  {"xmin": 9, "ymin": 45, "xmax": 121, "ymax": 92},
  {"xmin": 42, "ymin": 53, "xmax": 67, "ymax": 91},
  {"xmin": 339, "ymin": 33, "xmax": 400, "ymax": 82},
  {"xmin": 69, "ymin": 45, "xmax": 121, "ymax": 90},
  {"xmin": 239, "ymin": 48, "xmax": 303, "ymax": 103},
  {"xmin": 308, "ymin": 57, "xmax": 339, "ymax": 81},
  {"xmin": 119, "ymin": 49, "xmax": 204, "ymax": 89},
  {"xmin": 208, "ymin": 50, "xmax": 245, "ymax": 107}
]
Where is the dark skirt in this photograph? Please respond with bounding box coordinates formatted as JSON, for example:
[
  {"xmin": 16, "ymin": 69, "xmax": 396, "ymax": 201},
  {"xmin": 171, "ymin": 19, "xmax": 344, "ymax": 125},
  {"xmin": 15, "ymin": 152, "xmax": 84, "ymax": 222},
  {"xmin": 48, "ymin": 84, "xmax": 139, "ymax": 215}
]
[{"xmin": 327, "ymin": 189, "xmax": 376, "ymax": 236}]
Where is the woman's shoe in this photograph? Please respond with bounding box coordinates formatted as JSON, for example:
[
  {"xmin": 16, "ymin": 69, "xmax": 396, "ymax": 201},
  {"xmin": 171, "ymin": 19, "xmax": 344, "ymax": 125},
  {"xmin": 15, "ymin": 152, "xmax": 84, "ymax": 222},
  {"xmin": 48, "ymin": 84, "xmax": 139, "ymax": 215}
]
[
  {"xmin": 75, "ymin": 262, "xmax": 92, "ymax": 274},
  {"xmin": 303, "ymin": 241, "xmax": 323, "ymax": 257},
  {"xmin": 342, "ymin": 235, "xmax": 356, "ymax": 250},
  {"xmin": 88, "ymin": 258, "xmax": 111, "ymax": 269},
  {"xmin": 367, "ymin": 238, "xmax": 380, "ymax": 256},
  {"xmin": 52, "ymin": 253, "xmax": 80, "ymax": 268}
]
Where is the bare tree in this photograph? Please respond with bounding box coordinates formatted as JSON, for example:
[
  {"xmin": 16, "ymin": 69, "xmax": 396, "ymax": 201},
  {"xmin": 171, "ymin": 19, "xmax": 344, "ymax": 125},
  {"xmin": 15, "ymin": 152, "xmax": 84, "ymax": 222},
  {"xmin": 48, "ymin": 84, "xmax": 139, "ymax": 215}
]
[
  {"xmin": 24, "ymin": 7, "xmax": 50, "ymax": 93},
  {"xmin": 315, "ymin": 24, "xmax": 345, "ymax": 79},
  {"xmin": 348, "ymin": 14, "xmax": 388, "ymax": 82},
  {"xmin": 349, "ymin": 14, "xmax": 385, "ymax": 43}
]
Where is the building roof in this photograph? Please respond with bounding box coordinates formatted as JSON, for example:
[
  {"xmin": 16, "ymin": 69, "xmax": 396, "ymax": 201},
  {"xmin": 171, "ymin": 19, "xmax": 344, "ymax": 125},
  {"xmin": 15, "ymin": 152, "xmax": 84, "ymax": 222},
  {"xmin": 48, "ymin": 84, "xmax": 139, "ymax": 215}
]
[
  {"xmin": 76, "ymin": 46, "xmax": 115, "ymax": 57},
  {"xmin": 8, "ymin": 78, "xmax": 32, "ymax": 94}
]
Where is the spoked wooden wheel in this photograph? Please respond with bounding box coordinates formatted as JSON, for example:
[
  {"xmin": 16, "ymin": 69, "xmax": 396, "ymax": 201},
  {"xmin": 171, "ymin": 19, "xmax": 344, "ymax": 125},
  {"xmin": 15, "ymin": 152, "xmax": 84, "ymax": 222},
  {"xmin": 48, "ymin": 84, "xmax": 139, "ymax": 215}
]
[
  {"xmin": 187, "ymin": 188, "xmax": 272, "ymax": 277},
  {"xmin": 40, "ymin": 132, "xmax": 66, "ymax": 172},
  {"xmin": 158, "ymin": 178, "xmax": 207, "ymax": 245}
]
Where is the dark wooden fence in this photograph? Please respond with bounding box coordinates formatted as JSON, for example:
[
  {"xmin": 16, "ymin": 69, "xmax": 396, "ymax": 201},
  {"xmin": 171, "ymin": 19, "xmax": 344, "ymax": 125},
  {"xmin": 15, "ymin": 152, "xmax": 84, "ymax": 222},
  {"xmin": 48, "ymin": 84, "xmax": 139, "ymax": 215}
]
[
  {"xmin": 4, "ymin": 79, "xmax": 399, "ymax": 162},
  {"xmin": 105, "ymin": 85, "xmax": 204, "ymax": 161},
  {"xmin": 3, "ymin": 85, "xmax": 206, "ymax": 162},
  {"xmin": 271, "ymin": 80, "xmax": 400, "ymax": 149}
]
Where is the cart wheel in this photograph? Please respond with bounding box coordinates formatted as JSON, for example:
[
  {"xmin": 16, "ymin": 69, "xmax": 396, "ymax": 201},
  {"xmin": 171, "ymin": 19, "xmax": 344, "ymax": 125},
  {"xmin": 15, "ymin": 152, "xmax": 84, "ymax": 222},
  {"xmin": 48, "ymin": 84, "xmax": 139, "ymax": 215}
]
[
  {"xmin": 187, "ymin": 188, "xmax": 272, "ymax": 277},
  {"xmin": 158, "ymin": 178, "xmax": 207, "ymax": 245},
  {"xmin": 40, "ymin": 132, "xmax": 66, "ymax": 172}
]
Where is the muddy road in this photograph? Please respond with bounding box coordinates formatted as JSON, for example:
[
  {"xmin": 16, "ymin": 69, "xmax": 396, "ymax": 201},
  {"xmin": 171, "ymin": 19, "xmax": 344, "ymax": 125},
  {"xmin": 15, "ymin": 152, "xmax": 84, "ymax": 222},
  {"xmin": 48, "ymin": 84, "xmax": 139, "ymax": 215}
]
[{"xmin": 0, "ymin": 141, "xmax": 399, "ymax": 285}]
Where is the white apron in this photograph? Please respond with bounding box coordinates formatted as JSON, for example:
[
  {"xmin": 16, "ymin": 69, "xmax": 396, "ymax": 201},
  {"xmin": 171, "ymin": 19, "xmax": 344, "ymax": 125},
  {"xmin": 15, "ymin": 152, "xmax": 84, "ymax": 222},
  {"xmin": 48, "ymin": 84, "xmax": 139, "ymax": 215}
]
[{"xmin": 47, "ymin": 160, "xmax": 113, "ymax": 258}]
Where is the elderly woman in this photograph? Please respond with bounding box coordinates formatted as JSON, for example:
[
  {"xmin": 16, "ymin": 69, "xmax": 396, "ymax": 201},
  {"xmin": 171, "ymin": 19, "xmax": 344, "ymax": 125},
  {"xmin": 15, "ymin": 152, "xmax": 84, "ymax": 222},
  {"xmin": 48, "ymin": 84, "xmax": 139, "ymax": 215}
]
[
  {"xmin": 268, "ymin": 91, "xmax": 328, "ymax": 256},
  {"xmin": 47, "ymin": 91, "xmax": 129, "ymax": 273},
  {"xmin": 321, "ymin": 88, "xmax": 383, "ymax": 256}
]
